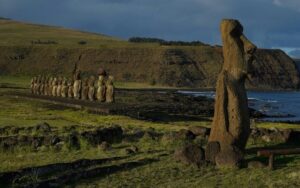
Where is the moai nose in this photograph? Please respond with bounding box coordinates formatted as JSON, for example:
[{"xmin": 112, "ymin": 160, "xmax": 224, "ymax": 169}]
[{"xmin": 240, "ymin": 35, "xmax": 257, "ymax": 54}]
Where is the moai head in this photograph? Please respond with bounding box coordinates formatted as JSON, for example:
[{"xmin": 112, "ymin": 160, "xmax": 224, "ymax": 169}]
[
  {"xmin": 67, "ymin": 79, "xmax": 73, "ymax": 86},
  {"xmin": 88, "ymin": 76, "xmax": 96, "ymax": 87},
  {"xmin": 74, "ymin": 70, "xmax": 81, "ymax": 80},
  {"xmin": 82, "ymin": 78, "xmax": 88, "ymax": 86},
  {"xmin": 97, "ymin": 67, "xmax": 107, "ymax": 77},
  {"xmin": 37, "ymin": 75, "xmax": 41, "ymax": 83},
  {"xmin": 220, "ymin": 19, "xmax": 257, "ymax": 81},
  {"xmin": 49, "ymin": 77, "xmax": 53, "ymax": 84},
  {"xmin": 62, "ymin": 78, "xmax": 67, "ymax": 86},
  {"xmin": 107, "ymin": 76, "xmax": 114, "ymax": 85},
  {"xmin": 53, "ymin": 77, "xmax": 58, "ymax": 85}
]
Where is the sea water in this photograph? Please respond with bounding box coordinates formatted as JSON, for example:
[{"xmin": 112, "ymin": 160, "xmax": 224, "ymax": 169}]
[{"xmin": 178, "ymin": 90, "xmax": 300, "ymax": 122}]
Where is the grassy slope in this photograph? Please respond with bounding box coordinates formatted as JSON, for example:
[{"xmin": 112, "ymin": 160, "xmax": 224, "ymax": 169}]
[{"xmin": 0, "ymin": 19, "xmax": 158, "ymax": 49}]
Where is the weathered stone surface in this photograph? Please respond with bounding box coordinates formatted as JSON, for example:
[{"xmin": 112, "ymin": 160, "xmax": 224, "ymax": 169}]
[
  {"xmin": 106, "ymin": 76, "xmax": 115, "ymax": 103},
  {"xmin": 215, "ymin": 145, "xmax": 243, "ymax": 168},
  {"xmin": 205, "ymin": 141, "xmax": 221, "ymax": 163},
  {"xmin": 209, "ymin": 19, "xmax": 257, "ymax": 155},
  {"xmin": 175, "ymin": 129, "xmax": 196, "ymax": 140},
  {"xmin": 81, "ymin": 78, "xmax": 89, "ymax": 100},
  {"xmin": 188, "ymin": 126, "xmax": 210, "ymax": 137},
  {"xmin": 96, "ymin": 75, "xmax": 106, "ymax": 102},
  {"xmin": 174, "ymin": 144, "xmax": 205, "ymax": 167},
  {"xmin": 88, "ymin": 76, "xmax": 96, "ymax": 101}
]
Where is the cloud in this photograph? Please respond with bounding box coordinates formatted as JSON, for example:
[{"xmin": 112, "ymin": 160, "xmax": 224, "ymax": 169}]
[
  {"xmin": 273, "ymin": 0, "xmax": 300, "ymax": 12},
  {"xmin": 289, "ymin": 49, "xmax": 300, "ymax": 58}
]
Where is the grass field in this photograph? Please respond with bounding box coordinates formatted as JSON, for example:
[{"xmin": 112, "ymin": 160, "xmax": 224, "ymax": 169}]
[{"xmin": 1, "ymin": 76, "xmax": 300, "ymax": 187}]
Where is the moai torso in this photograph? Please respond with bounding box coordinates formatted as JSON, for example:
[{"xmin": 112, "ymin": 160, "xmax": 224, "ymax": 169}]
[
  {"xmin": 35, "ymin": 76, "xmax": 41, "ymax": 95},
  {"xmin": 88, "ymin": 76, "xmax": 96, "ymax": 101},
  {"xmin": 56, "ymin": 77, "xmax": 62, "ymax": 97},
  {"xmin": 106, "ymin": 76, "xmax": 115, "ymax": 103},
  {"xmin": 67, "ymin": 80, "xmax": 74, "ymax": 98},
  {"xmin": 48, "ymin": 77, "xmax": 53, "ymax": 96},
  {"xmin": 61, "ymin": 79, "xmax": 68, "ymax": 98},
  {"xmin": 52, "ymin": 78, "xmax": 58, "ymax": 96},
  {"xmin": 39, "ymin": 76, "xmax": 45, "ymax": 95},
  {"xmin": 96, "ymin": 76, "xmax": 106, "ymax": 102},
  {"xmin": 81, "ymin": 79, "xmax": 89, "ymax": 100},
  {"xmin": 31, "ymin": 77, "xmax": 36, "ymax": 94},
  {"xmin": 73, "ymin": 80, "xmax": 82, "ymax": 99}
]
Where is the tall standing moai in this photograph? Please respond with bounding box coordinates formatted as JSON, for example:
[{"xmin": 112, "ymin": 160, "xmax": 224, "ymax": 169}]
[
  {"xmin": 73, "ymin": 70, "xmax": 82, "ymax": 100},
  {"xmin": 96, "ymin": 68, "xmax": 107, "ymax": 102},
  {"xmin": 106, "ymin": 76, "xmax": 115, "ymax": 103},
  {"xmin": 207, "ymin": 19, "xmax": 257, "ymax": 168},
  {"xmin": 88, "ymin": 76, "xmax": 96, "ymax": 101}
]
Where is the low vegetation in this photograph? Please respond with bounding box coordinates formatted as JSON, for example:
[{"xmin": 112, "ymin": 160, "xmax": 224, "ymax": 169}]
[{"xmin": 0, "ymin": 76, "xmax": 300, "ymax": 187}]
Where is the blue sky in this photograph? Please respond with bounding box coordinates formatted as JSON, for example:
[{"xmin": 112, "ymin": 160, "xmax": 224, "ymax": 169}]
[{"xmin": 0, "ymin": 0, "xmax": 300, "ymax": 57}]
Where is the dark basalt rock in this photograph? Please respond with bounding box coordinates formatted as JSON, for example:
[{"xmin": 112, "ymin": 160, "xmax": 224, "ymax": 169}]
[{"xmin": 174, "ymin": 144, "xmax": 205, "ymax": 167}]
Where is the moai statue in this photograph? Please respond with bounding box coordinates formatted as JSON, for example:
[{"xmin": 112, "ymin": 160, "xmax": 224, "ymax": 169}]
[
  {"xmin": 39, "ymin": 76, "xmax": 45, "ymax": 95},
  {"xmin": 96, "ymin": 75, "xmax": 106, "ymax": 102},
  {"xmin": 207, "ymin": 19, "xmax": 257, "ymax": 168},
  {"xmin": 30, "ymin": 77, "xmax": 36, "ymax": 94},
  {"xmin": 88, "ymin": 76, "xmax": 96, "ymax": 101},
  {"xmin": 61, "ymin": 78, "xmax": 68, "ymax": 98},
  {"xmin": 105, "ymin": 76, "xmax": 115, "ymax": 103},
  {"xmin": 48, "ymin": 77, "xmax": 53, "ymax": 96},
  {"xmin": 35, "ymin": 75, "xmax": 41, "ymax": 95},
  {"xmin": 73, "ymin": 70, "xmax": 82, "ymax": 99},
  {"xmin": 52, "ymin": 77, "xmax": 58, "ymax": 97},
  {"xmin": 67, "ymin": 79, "xmax": 74, "ymax": 98},
  {"xmin": 43, "ymin": 77, "xmax": 49, "ymax": 95},
  {"xmin": 56, "ymin": 77, "xmax": 62, "ymax": 97},
  {"xmin": 81, "ymin": 78, "xmax": 89, "ymax": 100}
]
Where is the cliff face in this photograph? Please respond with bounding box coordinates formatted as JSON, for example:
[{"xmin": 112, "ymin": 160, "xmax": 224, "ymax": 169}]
[{"xmin": 0, "ymin": 45, "xmax": 299, "ymax": 90}]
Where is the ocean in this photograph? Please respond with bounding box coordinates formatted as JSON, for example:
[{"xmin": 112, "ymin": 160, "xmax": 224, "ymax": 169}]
[{"xmin": 178, "ymin": 90, "xmax": 300, "ymax": 122}]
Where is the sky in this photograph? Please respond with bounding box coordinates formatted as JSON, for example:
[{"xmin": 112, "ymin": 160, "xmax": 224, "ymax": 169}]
[{"xmin": 0, "ymin": 0, "xmax": 300, "ymax": 58}]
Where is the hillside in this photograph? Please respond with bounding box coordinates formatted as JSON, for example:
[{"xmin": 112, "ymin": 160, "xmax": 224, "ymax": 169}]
[{"xmin": 0, "ymin": 19, "xmax": 299, "ymax": 90}]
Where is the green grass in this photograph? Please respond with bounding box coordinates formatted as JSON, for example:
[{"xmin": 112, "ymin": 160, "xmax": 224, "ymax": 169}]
[
  {"xmin": 0, "ymin": 19, "xmax": 160, "ymax": 49},
  {"xmin": 1, "ymin": 79, "xmax": 300, "ymax": 187}
]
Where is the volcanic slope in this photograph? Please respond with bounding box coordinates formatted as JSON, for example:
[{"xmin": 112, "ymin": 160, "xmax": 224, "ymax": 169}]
[{"xmin": 0, "ymin": 18, "xmax": 299, "ymax": 90}]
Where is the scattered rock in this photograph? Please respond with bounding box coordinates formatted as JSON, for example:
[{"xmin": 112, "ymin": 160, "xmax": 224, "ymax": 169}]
[
  {"xmin": 205, "ymin": 141, "xmax": 220, "ymax": 164},
  {"xmin": 215, "ymin": 146, "xmax": 243, "ymax": 169},
  {"xmin": 67, "ymin": 132, "xmax": 80, "ymax": 150},
  {"xmin": 188, "ymin": 126, "xmax": 210, "ymax": 137},
  {"xmin": 175, "ymin": 129, "xmax": 195, "ymax": 140},
  {"xmin": 247, "ymin": 161, "xmax": 266, "ymax": 169},
  {"xmin": 35, "ymin": 122, "xmax": 51, "ymax": 133},
  {"xmin": 125, "ymin": 145, "xmax": 139, "ymax": 155},
  {"xmin": 99, "ymin": 141, "xmax": 111, "ymax": 151},
  {"xmin": 174, "ymin": 144, "xmax": 205, "ymax": 167}
]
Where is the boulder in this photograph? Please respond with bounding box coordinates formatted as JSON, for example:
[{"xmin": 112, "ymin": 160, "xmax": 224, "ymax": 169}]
[
  {"xmin": 175, "ymin": 129, "xmax": 196, "ymax": 140},
  {"xmin": 174, "ymin": 144, "xmax": 205, "ymax": 167},
  {"xmin": 215, "ymin": 146, "xmax": 243, "ymax": 169},
  {"xmin": 188, "ymin": 126, "xmax": 210, "ymax": 137},
  {"xmin": 205, "ymin": 141, "xmax": 221, "ymax": 164}
]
